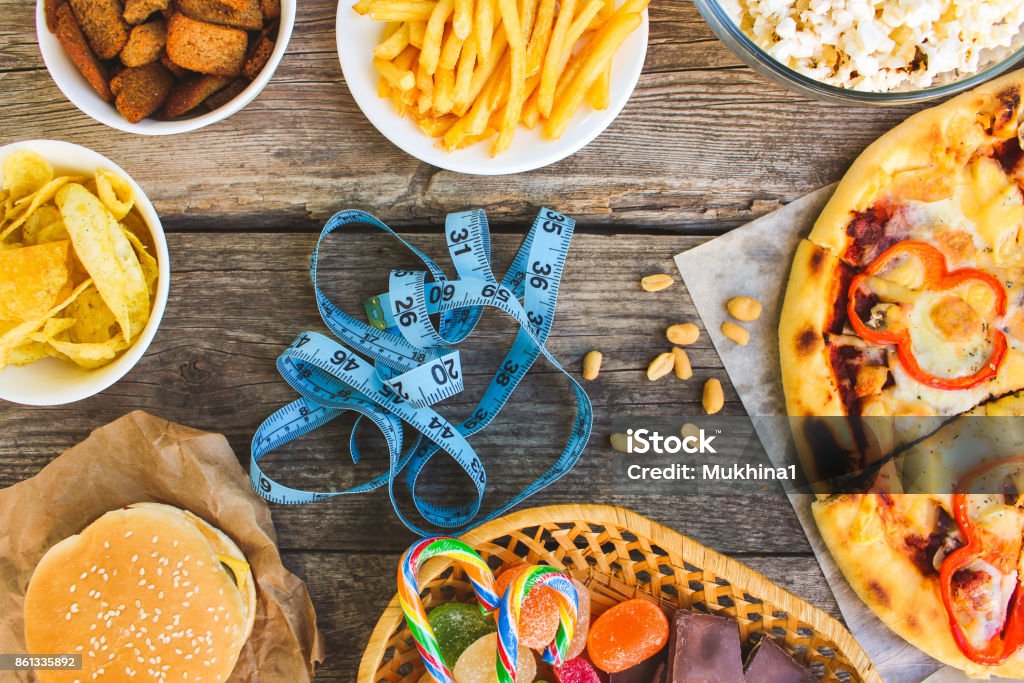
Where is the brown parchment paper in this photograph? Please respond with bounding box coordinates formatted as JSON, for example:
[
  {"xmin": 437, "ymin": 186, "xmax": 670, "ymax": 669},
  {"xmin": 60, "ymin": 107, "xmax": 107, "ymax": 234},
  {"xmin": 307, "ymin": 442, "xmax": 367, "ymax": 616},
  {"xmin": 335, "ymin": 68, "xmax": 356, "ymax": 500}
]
[{"xmin": 0, "ymin": 410, "xmax": 324, "ymax": 682}]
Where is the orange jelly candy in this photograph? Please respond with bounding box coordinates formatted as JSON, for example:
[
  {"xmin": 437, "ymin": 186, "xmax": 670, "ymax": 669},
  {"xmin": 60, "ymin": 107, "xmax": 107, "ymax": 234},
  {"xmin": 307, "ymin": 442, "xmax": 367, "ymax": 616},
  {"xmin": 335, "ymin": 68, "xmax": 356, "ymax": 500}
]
[
  {"xmin": 586, "ymin": 599, "xmax": 669, "ymax": 673},
  {"xmin": 496, "ymin": 564, "xmax": 560, "ymax": 649}
]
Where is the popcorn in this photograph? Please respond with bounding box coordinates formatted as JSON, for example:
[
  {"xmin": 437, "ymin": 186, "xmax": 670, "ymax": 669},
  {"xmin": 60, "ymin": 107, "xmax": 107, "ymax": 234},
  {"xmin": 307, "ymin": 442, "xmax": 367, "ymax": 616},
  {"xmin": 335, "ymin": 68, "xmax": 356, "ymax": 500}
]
[{"xmin": 722, "ymin": 0, "xmax": 1024, "ymax": 92}]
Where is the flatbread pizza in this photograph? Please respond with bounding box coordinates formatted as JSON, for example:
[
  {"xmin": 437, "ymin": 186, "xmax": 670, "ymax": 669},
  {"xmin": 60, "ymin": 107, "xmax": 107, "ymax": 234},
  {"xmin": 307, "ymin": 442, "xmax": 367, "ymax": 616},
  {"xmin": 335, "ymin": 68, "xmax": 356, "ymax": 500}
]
[{"xmin": 779, "ymin": 69, "xmax": 1024, "ymax": 677}]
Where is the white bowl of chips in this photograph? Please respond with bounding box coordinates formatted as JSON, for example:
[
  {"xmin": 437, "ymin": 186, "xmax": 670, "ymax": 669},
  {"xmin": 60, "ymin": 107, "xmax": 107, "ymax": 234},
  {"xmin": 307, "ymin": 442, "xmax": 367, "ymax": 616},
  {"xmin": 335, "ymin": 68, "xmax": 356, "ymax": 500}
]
[{"xmin": 0, "ymin": 140, "xmax": 169, "ymax": 405}]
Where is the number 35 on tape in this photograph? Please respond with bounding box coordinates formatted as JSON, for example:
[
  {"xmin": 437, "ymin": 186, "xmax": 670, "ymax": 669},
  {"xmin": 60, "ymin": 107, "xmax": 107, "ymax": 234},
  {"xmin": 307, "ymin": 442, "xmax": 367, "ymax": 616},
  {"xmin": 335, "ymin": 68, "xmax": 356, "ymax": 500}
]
[{"xmin": 249, "ymin": 208, "xmax": 593, "ymax": 535}]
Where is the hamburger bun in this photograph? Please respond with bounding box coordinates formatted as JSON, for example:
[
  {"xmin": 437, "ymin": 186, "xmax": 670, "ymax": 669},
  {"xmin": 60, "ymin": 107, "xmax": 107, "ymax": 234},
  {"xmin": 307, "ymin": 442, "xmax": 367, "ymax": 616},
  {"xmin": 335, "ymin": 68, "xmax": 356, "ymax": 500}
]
[{"xmin": 24, "ymin": 502, "xmax": 256, "ymax": 682}]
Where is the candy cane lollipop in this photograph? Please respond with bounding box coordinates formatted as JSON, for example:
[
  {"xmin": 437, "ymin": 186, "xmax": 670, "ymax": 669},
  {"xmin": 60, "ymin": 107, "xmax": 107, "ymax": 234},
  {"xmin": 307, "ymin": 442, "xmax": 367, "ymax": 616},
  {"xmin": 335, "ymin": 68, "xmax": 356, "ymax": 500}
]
[
  {"xmin": 398, "ymin": 537, "xmax": 501, "ymax": 683},
  {"xmin": 497, "ymin": 566, "xmax": 579, "ymax": 682}
]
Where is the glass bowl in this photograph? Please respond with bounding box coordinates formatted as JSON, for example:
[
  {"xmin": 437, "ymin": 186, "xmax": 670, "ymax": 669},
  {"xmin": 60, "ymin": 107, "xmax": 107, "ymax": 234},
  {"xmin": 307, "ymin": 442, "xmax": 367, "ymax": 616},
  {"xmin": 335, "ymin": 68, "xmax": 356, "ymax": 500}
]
[{"xmin": 693, "ymin": 0, "xmax": 1024, "ymax": 105}]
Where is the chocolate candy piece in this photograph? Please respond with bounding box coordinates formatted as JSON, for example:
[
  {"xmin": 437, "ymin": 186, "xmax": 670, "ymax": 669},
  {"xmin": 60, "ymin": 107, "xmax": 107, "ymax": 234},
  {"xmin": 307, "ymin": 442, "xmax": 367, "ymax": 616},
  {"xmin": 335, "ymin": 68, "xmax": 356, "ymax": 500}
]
[
  {"xmin": 608, "ymin": 648, "xmax": 666, "ymax": 683},
  {"xmin": 743, "ymin": 636, "xmax": 816, "ymax": 683},
  {"xmin": 666, "ymin": 610, "xmax": 744, "ymax": 682}
]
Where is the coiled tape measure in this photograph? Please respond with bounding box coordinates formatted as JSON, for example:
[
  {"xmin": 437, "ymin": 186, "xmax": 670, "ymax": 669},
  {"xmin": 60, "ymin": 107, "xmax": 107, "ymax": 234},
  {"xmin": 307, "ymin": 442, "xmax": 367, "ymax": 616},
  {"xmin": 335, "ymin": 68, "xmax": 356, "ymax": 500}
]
[{"xmin": 249, "ymin": 208, "xmax": 593, "ymax": 536}]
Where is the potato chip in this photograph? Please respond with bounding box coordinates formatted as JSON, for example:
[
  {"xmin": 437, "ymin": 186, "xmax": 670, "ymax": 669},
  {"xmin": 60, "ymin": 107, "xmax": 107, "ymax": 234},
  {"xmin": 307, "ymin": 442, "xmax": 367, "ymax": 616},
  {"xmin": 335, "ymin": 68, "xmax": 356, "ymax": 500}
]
[
  {"xmin": 0, "ymin": 278, "xmax": 92, "ymax": 369},
  {"xmin": 0, "ymin": 241, "xmax": 72, "ymax": 321},
  {"xmin": 1, "ymin": 175, "xmax": 83, "ymax": 241},
  {"xmin": 7, "ymin": 339, "xmax": 51, "ymax": 366},
  {"xmin": 95, "ymin": 169, "xmax": 135, "ymax": 221},
  {"xmin": 121, "ymin": 225, "xmax": 159, "ymax": 291},
  {"xmin": 3, "ymin": 150, "xmax": 53, "ymax": 202},
  {"xmin": 67, "ymin": 285, "xmax": 119, "ymax": 343},
  {"xmin": 56, "ymin": 183, "xmax": 151, "ymax": 343},
  {"xmin": 21, "ymin": 204, "xmax": 62, "ymax": 245},
  {"xmin": 36, "ymin": 220, "xmax": 71, "ymax": 245},
  {"xmin": 45, "ymin": 335, "xmax": 128, "ymax": 368}
]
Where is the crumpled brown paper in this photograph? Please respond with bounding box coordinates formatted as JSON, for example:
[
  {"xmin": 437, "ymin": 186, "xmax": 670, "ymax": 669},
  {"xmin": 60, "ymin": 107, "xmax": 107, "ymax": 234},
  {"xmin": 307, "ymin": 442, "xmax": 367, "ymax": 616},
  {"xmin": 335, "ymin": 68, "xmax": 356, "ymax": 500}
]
[{"xmin": 0, "ymin": 410, "xmax": 324, "ymax": 682}]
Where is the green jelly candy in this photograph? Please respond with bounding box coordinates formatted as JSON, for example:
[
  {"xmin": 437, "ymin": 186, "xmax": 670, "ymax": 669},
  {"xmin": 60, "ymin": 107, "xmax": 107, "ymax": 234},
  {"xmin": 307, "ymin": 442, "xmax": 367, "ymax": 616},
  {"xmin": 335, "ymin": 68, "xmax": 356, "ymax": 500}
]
[{"xmin": 428, "ymin": 602, "xmax": 497, "ymax": 667}]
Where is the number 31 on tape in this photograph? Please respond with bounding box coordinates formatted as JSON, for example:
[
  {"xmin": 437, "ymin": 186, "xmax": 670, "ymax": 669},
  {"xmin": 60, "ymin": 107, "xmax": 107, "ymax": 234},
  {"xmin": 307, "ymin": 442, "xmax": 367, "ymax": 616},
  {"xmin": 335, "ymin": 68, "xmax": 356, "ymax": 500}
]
[{"xmin": 249, "ymin": 208, "xmax": 593, "ymax": 536}]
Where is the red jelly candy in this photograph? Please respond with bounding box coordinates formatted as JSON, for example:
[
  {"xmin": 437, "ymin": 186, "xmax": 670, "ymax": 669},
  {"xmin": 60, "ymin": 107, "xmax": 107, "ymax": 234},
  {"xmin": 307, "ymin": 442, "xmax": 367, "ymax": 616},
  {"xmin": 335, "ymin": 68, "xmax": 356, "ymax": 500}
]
[
  {"xmin": 586, "ymin": 599, "xmax": 669, "ymax": 673},
  {"xmin": 555, "ymin": 657, "xmax": 602, "ymax": 683},
  {"xmin": 496, "ymin": 564, "xmax": 560, "ymax": 649}
]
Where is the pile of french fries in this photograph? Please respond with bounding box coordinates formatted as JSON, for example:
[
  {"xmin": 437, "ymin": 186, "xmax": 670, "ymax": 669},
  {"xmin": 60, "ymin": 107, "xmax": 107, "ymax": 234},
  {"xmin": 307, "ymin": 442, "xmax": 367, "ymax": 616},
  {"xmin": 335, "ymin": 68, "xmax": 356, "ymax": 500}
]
[{"xmin": 354, "ymin": 0, "xmax": 649, "ymax": 155}]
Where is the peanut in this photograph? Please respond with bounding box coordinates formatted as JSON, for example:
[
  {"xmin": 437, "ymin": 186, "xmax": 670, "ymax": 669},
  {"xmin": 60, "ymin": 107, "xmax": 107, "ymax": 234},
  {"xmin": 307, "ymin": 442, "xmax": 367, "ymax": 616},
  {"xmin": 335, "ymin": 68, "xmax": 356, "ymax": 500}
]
[
  {"xmin": 703, "ymin": 378, "xmax": 724, "ymax": 415},
  {"xmin": 610, "ymin": 433, "xmax": 630, "ymax": 452},
  {"xmin": 582, "ymin": 350, "xmax": 603, "ymax": 380},
  {"xmin": 727, "ymin": 296, "xmax": 762, "ymax": 322},
  {"xmin": 681, "ymin": 423, "xmax": 700, "ymax": 440},
  {"xmin": 667, "ymin": 323, "xmax": 699, "ymax": 345},
  {"xmin": 647, "ymin": 352, "xmax": 674, "ymax": 380},
  {"xmin": 721, "ymin": 321, "xmax": 749, "ymax": 346},
  {"xmin": 672, "ymin": 347, "xmax": 692, "ymax": 380},
  {"xmin": 641, "ymin": 274, "xmax": 674, "ymax": 292}
]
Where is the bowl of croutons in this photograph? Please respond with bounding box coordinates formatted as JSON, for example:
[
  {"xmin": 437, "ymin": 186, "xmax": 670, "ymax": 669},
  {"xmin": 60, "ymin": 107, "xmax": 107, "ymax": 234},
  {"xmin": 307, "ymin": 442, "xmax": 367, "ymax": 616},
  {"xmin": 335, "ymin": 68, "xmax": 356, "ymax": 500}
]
[{"xmin": 36, "ymin": 0, "xmax": 294, "ymax": 134}]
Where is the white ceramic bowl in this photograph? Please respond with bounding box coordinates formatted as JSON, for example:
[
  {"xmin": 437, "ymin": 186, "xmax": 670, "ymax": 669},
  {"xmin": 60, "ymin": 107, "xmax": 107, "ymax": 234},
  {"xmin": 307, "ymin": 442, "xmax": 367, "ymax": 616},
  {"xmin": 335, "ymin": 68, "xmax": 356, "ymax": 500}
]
[
  {"xmin": 336, "ymin": 3, "xmax": 648, "ymax": 175},
  {"xmin": 36, "ymin": 0, "xmax": 295, "ymax": 135},
  {"xmin": 0, "ymin": 140, "xmax": 170, "ymax": 405}
]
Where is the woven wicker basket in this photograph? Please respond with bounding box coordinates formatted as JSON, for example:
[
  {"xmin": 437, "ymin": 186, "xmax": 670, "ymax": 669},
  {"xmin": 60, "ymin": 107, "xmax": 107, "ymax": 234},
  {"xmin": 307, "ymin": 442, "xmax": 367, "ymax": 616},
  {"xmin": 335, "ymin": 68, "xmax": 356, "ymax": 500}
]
[{"xmin": 359, "ymin": 504, "xmax": 879, "ymax": 683}]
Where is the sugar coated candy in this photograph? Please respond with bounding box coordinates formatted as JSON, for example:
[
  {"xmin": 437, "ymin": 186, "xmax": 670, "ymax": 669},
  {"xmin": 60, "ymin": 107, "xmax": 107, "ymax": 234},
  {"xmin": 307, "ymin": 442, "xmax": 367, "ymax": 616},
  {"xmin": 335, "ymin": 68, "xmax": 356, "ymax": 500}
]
[
  {"xmin": 555, "ymin": 657, "xmax": 602, "ymax": 683},
  {"xmin": 453, "ymin": 633, "xmax": 537, "ymax": 683},
  {"xmin": 566, "ymin": 578, "xmax": 591, "ymax": 660},
  {"xmin": 496, "ymin": 564, "xmax": 560, "ymax": 649},
  {"xmin": 587, "ymin": 599, "xmax": 669, "ymax": 673},
  {"xmin": 428, "ymin": 602, "xmax": 497, "ymax": 667}
]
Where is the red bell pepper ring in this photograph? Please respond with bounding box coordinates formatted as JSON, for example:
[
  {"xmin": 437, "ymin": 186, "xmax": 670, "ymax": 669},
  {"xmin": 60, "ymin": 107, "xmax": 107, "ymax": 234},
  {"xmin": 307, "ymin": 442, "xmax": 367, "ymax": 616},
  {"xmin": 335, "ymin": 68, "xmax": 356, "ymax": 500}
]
[
  {"xmin": 940, "ymin": 492, "xmax": 1024, "ymax": 665},
  {"xmin": 846, "ymin": 241, "xmax": 1008, "ymax": 390}
]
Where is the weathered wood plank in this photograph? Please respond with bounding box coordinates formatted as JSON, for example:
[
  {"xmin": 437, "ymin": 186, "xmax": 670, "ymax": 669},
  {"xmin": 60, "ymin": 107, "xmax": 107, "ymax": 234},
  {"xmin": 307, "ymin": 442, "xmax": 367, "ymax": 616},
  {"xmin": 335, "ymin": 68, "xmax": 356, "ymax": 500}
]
[
  {"xmin": 284, "ymin": 551, "xmax": 841, "ymax": 680},
  {"xmin": 0, "ymin": 232, "xmax": 811, "ymax": 556},
  {"xmin": 0, "ymin": 0, "xmax": 919, "ymax": 230}
]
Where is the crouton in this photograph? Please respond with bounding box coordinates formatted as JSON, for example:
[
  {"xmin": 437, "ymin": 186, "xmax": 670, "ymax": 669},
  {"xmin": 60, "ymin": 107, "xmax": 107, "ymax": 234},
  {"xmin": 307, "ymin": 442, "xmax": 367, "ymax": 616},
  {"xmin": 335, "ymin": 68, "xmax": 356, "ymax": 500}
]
[
  {"xmin": 159, "ymin": 51, "xmax": 191, "ymax": 77},
  {"xmin": 242, "ymin": 34, "xmax": 273, "ymax": 80},
  {"xmin": 260, "ymin": 0, "xmax": 279, "ymax": 20},
  {"xmin": 113, "ymin": 62, "xmax": 173, "ymax": 122},
  {"xmin": 54, "ymin": 3, "xmax": 112, "ymax": 101},
  {"xmin": 120, "ymin": 19, "xmax": 166, "ymax": 66},
  {"xmin": 175, "ymin": 0, "xmax": 263, "ymax": 30},
  {"xmin": 202, "ymin": 77, "xmax": 247, "ymax": 109},
  {"xmin": 158, "ymin": 73, "xmax": 232, "ymax": 118},
  {"xmin": 122, "ymin": 0, "xmax": 168, "ymax": 23},
  {"xmin": 68, "ymin": 0, "xmax": 130, "ymax": 59},
  {"xmin": 166, "ymin": 13, "xmax": 247, "ymax": 76},
  {"xmin": 213, "ymin": 0, "xmax": 250, "ymax": 11},
  {"xmin": 44, "ymin": 0, "xmax": 66, "ymax": 32}
]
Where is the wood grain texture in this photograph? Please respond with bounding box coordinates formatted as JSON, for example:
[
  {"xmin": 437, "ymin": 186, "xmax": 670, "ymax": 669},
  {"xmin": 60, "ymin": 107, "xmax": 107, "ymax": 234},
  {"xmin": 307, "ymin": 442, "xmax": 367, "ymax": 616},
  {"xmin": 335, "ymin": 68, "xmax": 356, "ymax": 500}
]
[
  {"xmin": 0, "ymin": 0, "xmax": 922, "ymax": 231},
  {"xmin": 0, "ymin": 232, "xmax": 834, "ymax": 678}
]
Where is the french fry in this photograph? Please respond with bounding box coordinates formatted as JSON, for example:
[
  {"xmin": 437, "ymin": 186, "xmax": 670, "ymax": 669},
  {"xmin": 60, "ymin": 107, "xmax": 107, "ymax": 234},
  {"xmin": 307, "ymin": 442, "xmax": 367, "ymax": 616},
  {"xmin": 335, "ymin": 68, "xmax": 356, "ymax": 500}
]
[
  {"xmin": 453, "ymin": 35, "xmax": 478, "ymax": 113},
  {"xmin": 420, "ymin": 0, "xmax": 454, "ymax": 74},
  {"xmin": 588, "ymin": 65, "xmax": 610, "ymax": 109},
  {"xmin": 378, "ymin": 76, "xmax": 392, "ymax": 97},
  {"xmin": 474, "ymin": 0, "xmax": 495, "ymax": 59},
  {"xmin": 453, "ymin": 0, "xmax": 472, "ymax": 39},
  {"xmin": 493, "ymin": 0, "xmax": 525, "ymax": 155},
  {"xmin": 521, "ymin": 87, "xmax": 540, "ymax": 127},
  {"xmin": 537, "ymin": 0, "xmax": 576, "ymax": 117},
  {"xmin": 408, "ymin": 21, "xmax": 427, "ymax": 47},
  {"xmin": 544, "ymin": 10, "xmax": 641, "ymax": 139},
  {"xmin": 353, "ymin": 0, "xmax": 374, "ymax": 14},
  {"xmin": 375, "ymin": 53, "xmax": 417, "ymax": 91},
  {"xmin": 375, "ymin": 23, "xmax": 411, "ymax": 59},
  {"xmin": 439, "ymin": 29, "xmax": 465, "ymax": 70},
  {"xmin": 368, "ymin": 0, "xmax": 438, "ymax": 22},
  {"xmin": 465, "ymin": 25, "xmax": 508, "ymax": 105},
  {"xmin": 520, "ymin": 0, "xmax": 540, "ymax": 41},
  {"xmin": 433, "ymin": 67, "xmax": 456, "ymax": 113},
  {"xmin": 525, "ymin": 0, "xmax": 555, "ymax": 76},
  {"xmin": 567, "ymin": 0, "xmax": 605, "ymax": 49},
  {"xmin": 416, "ymin": 113, "xmax": 459, "ymax": 136},
  {"xmin": 416, "ymin": 60, "xmax": 435, "ymax": 113}
]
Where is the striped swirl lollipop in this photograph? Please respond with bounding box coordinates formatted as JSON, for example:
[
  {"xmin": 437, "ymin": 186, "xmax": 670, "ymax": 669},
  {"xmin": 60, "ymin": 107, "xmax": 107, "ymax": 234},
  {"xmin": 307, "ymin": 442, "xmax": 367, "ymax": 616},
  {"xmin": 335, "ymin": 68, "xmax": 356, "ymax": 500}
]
[
  {"xmin": 497, "ymin": 566, "xmax": 579, "ymax": 682},
  {"xmin": 398, "ymin": 537, "xmax": 501, "ymax": 682}
]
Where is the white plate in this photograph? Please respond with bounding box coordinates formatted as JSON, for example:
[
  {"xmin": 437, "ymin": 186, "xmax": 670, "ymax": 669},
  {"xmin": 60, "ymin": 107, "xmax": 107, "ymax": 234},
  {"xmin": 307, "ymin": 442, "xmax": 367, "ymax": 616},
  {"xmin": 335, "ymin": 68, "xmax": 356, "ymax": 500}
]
[
  {"xmin": 336, "ymin": 3, "xmax": 649, "ymax": 175},
  {"xmin": 0, "ymin": 140, "xmax": 170, "ymax": 405}
]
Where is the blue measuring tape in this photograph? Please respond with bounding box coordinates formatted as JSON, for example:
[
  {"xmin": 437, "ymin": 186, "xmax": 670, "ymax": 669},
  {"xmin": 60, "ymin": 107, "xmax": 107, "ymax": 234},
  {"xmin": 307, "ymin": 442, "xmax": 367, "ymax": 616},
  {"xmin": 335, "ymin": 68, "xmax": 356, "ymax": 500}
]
[{"xmin": 249, "ymin": 208, "xmax": 593, "ymax": 536}]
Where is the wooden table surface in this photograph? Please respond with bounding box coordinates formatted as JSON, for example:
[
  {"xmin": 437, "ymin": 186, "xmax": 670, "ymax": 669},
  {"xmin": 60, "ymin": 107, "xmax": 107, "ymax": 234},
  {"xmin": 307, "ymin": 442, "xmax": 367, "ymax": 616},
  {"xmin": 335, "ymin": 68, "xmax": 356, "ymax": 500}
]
[{"xmin": 1, "ymin": 0, "xmax": 932, "ymax": 678}]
